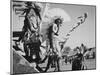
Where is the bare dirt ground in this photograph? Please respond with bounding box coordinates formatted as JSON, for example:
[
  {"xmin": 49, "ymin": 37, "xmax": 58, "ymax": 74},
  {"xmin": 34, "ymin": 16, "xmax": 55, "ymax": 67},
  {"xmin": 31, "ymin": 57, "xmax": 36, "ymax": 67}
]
[{"xmin": 13, "ymin": 51, "xmax": 96, "ymax": 74}]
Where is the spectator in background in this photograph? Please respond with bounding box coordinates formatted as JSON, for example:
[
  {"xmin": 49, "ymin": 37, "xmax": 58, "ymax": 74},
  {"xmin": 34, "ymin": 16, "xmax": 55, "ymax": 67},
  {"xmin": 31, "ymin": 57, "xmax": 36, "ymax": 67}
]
[{"xmin": 72, "ymin": 47, "xmax": 83, "ymax": 70}]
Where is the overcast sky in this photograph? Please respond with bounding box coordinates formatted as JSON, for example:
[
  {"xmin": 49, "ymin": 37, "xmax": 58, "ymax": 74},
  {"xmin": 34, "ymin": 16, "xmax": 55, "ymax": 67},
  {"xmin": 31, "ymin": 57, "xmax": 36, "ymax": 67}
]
[{"xmin": 12, "ymin": 2, "xmax": 96, "ymax": 49}]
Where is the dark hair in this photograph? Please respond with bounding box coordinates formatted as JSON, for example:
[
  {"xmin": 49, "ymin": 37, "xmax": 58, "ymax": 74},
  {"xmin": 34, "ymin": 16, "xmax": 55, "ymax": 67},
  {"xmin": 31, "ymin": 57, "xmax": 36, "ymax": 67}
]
[
  {"xmin": 54, "ymin": 18, "xmax": 63, "ymax": 25},
  {"xmin": 76, "ymin": 46, "xmax": 80, "ymax": 49},
  {"xmin": 25, "ymin": 2, "xmax": 32, "ymax": 6}
]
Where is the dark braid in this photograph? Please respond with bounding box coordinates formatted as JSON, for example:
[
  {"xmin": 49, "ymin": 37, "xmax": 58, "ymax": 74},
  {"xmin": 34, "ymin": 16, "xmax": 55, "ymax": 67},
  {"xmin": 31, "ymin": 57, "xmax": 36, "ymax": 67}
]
[{"xmin": 47, "ymin": 25, "xmax": 53, "ymax": 49}]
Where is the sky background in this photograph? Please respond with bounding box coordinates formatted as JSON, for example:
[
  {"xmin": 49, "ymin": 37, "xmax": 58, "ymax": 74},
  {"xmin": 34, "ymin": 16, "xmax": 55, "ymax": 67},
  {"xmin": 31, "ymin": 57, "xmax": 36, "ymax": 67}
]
[{"xmin": 12, "ymin": 1, "xmax": 96, "ymax": 49}]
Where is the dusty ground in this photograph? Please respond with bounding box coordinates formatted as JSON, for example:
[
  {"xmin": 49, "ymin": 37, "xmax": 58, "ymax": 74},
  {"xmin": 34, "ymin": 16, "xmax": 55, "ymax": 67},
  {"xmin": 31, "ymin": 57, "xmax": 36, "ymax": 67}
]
[{"xmin": 13, "ymin": 51, "xmax": 96, "ymax": 74}]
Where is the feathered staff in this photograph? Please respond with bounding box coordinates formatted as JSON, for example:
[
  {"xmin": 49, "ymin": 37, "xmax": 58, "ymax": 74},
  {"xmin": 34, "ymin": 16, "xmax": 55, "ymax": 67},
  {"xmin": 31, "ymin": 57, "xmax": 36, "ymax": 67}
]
[
  {"xmin": 66, "ymin": 13, "xmax": 88, "ymax": 37},
  {"xmin": 61, "ymin": 13, "xmax": 88, "ymax": 47}
]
